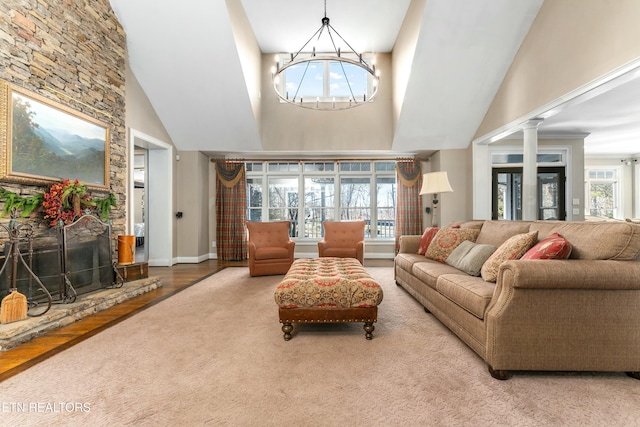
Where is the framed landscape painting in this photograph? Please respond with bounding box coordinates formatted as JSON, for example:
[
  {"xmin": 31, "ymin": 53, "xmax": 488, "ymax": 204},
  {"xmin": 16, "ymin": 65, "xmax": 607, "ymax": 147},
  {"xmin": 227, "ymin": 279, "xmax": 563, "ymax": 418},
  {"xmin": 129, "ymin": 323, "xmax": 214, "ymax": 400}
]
[{"xmin": 0, "ymin": 80, "xmax": 109, "ymax": 190}]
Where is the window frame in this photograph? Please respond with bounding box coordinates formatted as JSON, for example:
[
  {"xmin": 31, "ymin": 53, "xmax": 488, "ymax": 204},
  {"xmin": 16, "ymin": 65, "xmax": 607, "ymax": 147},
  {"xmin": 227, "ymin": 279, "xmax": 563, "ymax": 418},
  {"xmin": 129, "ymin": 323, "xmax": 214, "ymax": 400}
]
[
  {"xmin": 584, "ymin": 166, "xmax": 621, "ymax": 219},
  {"xmin": 245, "ymin": 160, "xmax": 396, "ymax": 240},
  {"xmin": 275, "ymin": 53, "xmax": 376, "ymax": 105}
]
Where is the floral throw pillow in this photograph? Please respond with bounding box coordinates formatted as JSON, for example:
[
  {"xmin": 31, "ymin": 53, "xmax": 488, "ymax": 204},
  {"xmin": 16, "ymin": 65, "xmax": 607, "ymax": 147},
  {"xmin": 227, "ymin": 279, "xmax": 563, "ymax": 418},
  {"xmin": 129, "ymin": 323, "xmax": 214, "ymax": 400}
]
[
  {"xmin": 481, "ymin": 231, "xmax": 538, "ymax": 282},
  {"xmin": 417, "ymin": 227, "xmax": 440, "ymax": 255},
  {"xmin": 521, "ymin": 232, "xmax": 572, "ymax": 260},
  {"xmin": 425, "ymin": 227, "xmax": 481, "ymax": 263}
]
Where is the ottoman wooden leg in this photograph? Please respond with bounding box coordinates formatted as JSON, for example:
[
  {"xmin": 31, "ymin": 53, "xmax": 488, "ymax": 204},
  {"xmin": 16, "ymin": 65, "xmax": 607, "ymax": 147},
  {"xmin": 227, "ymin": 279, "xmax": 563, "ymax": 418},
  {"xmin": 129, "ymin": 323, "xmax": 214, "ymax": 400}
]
[
  {"xmin": 282, "ymin": 322, "xmax": 293, "ymax": 341},
  {"xmin": 363, "ymin": 322, "xmax": 375, "ymax": 340}
]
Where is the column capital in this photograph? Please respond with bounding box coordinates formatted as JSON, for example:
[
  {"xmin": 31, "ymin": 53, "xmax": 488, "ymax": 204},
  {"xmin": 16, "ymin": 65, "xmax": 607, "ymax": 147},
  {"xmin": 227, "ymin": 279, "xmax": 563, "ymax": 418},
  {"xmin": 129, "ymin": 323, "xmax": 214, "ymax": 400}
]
[{"xmin": 522, "ymin": 118, "xmax": 544, "ymax": 130}]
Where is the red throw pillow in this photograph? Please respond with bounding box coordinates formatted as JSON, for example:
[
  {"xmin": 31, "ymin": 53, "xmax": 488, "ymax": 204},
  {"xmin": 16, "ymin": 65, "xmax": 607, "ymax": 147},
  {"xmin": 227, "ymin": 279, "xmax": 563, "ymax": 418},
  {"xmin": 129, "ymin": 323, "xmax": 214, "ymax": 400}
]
[
  {"xmin": 521, "ymin": 232, "xmax": 572, "ymax": 260},
  {"xmin": 417, "ymin": 227, "xmax": 440, "ymax": 255}
]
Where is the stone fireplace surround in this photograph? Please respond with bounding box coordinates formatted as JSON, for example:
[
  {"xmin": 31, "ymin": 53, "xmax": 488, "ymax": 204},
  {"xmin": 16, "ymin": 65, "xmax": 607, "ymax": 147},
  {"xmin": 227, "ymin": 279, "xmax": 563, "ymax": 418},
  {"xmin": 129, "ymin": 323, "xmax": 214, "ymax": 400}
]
[{"xmin": 0, "ymin": 0, "xmax": 128, "ymax": 249}]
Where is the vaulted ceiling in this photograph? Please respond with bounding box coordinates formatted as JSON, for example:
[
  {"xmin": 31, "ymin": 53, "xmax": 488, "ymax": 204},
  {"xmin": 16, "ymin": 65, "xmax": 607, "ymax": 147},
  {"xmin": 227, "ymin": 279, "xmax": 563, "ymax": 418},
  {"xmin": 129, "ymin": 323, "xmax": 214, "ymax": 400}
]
[{"xmin": 109, "ymin": 0, "xmax": 640, "ymax": 157}]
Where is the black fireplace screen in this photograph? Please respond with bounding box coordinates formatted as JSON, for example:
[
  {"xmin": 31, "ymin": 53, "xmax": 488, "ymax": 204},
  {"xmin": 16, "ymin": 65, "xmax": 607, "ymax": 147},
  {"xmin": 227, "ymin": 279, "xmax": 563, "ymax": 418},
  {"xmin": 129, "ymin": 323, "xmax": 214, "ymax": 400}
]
[{"xmin": 0, "ymin": 215, "xmax": 117, "ymax": 305}]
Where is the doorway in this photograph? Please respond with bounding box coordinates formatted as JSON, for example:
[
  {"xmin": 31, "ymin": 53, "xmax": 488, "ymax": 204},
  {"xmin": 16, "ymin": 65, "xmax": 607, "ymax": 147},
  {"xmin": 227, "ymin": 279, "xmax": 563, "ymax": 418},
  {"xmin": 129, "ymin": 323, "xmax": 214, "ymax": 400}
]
[
  {"xmin": 492, "ymin": 167, "xmax": 566, "ymax": 220},
  {"xmin": 128, "ymin": 129, "xmax": 174, "ymax": 266},
  {"xmin": 133, "ymin": 150, "xmax": 147, "ymax": 262}
]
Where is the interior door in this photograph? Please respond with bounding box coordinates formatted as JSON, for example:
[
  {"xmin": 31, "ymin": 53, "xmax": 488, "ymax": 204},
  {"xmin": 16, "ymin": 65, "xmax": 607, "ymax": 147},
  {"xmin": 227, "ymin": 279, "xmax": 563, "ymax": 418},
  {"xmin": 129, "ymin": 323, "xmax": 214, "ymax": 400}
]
[
  {"xmin": 492, "ymin": 168, "xmax": 522, "ymax": 220},
  {"xmin": 492, "ymin": 167, "xmax": 566, "ymax": 220},
  {"xmin": 538, "ymin": 167, "xmax": 566, "ymax": 220}
]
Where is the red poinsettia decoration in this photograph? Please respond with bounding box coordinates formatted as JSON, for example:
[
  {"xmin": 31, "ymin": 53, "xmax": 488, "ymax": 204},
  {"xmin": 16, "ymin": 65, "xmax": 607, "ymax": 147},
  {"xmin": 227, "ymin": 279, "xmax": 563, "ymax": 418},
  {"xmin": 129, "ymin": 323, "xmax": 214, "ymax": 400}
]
[{"xmin": 41, "ymin": 179, "xmax": 95, "ymax": 227}]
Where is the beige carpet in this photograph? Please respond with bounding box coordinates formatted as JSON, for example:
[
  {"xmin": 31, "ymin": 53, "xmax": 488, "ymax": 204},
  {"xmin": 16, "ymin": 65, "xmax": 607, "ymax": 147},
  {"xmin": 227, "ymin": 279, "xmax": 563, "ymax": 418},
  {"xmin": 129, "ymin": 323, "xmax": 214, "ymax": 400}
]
[{"xmin": 0, "ymin": 267, "xmax": 639, "ymax": 426}]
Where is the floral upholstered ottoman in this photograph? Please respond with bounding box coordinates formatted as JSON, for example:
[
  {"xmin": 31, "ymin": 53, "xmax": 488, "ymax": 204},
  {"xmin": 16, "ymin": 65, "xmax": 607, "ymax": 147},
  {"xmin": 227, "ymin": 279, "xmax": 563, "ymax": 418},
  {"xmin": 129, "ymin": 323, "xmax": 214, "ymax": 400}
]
[{"xmin": 274, "ymin": 257, "xmax": 383, "ymax": 340}]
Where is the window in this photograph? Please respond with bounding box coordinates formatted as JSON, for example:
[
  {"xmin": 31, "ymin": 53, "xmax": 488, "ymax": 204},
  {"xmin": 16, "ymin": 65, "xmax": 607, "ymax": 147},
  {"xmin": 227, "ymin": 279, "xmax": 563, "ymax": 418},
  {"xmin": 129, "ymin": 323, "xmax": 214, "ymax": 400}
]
[
  {"xmin": 246, "ymin": 160, "xmax": 396, "ymax": 239},
  {"xmin": 267, "ymin": 176, "xmax": 298, "ymax": 221},
  {"xmin": 585, "ymin": 168, "xmax": 619, "ymax": 219},
  {"xmin": 491, "ymin": 153, "xmax": 564, "ymax": 165},
  {"xmin": 276, "ymin": 54, "xmax": 375, "ymax": 105},
  {"xmin": 340, "ymin": 177, "xmax": 370, "ymax": 221},
  {"xmin": 247, "ymin": 178, "xmax": 262, "ymax": 221},
  {"xmin": 304, "ymin": 177, "xmax": 334, "ymax": 238},
  {"xmin": 376, "ymin": 177, "xmax": 396, "ymax": 238}
]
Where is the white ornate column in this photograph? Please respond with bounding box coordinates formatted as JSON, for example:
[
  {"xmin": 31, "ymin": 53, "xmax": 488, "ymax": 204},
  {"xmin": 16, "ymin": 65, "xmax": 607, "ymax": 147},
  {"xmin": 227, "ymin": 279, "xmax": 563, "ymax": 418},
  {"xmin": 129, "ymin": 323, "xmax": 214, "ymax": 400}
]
[{"xmin": 522, "ymin": 119, "xmax": 543, "ymax": 220}]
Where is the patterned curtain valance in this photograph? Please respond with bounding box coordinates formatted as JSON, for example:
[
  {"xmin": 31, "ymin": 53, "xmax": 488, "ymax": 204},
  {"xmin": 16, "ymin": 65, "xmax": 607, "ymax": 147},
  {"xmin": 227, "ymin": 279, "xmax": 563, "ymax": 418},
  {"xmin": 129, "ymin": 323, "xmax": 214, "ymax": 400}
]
[
  {"xmin": 216, "ymin": 162, "xmax": 244, "ymax": 188},
  {"xmin": 395, "ymin": 161, "xmax": 422, "ymax": 187}
]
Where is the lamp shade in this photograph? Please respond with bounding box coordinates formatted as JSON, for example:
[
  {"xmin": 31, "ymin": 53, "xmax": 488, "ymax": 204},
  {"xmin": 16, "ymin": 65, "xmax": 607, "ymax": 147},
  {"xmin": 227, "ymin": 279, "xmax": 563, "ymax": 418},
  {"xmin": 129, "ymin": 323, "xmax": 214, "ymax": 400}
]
[{"xmin": 419, "ymin": 171, "xmax": 453, "ymax": 195}]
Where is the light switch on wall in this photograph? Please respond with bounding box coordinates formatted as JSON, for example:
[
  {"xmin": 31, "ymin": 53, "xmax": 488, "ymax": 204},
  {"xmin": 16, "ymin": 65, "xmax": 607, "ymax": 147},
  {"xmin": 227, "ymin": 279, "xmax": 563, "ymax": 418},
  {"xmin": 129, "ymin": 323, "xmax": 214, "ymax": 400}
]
[
  {"xmin": 573, "ymin": 198, "xmax": 580, "ymax": 206},
  {"xmin": 573, "ymin": 208, "xmax": 580, "ymax": 215}
]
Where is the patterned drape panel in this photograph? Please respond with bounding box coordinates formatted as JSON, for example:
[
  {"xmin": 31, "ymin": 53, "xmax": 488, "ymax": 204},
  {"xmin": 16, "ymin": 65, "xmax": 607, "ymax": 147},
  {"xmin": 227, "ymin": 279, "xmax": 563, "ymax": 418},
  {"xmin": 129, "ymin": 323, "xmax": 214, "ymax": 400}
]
[
  {"xmin": 215, "ymin": 161, "xmax": 248, "ymax": 260},
  {"xmin": 395, "ymin": 161, "xmax": 423, "ymax": 253}
]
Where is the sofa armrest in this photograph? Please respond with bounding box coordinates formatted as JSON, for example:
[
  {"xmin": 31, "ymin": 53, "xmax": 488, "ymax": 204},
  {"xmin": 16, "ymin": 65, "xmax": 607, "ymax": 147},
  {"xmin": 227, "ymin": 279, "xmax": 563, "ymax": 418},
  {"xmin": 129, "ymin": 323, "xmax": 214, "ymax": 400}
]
[
  {"xmin": 485, "ymin": 259, "xmax": 640, "ymax": 372},
  {"xmin": 398, "ymin": 235, "xmax": 421, "ymax": 254},
  {"xmin": 497, "ymin": 260, "xmax": 640, "ymax": 291},
  {"xmin": 317, "ymin": 240, "xmax": 328, "ymax": 256},
  {"xmin": 286, "ymin": 240, "xmax": 296, "ymax": 258}
]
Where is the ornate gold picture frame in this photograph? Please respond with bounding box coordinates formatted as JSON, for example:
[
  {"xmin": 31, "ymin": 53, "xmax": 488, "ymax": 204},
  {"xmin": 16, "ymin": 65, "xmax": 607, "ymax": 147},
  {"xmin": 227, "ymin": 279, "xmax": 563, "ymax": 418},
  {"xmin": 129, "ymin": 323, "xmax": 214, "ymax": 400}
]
[{"xmin": 0, "ymin": 80, "xmax": 109, "ymax": 190}]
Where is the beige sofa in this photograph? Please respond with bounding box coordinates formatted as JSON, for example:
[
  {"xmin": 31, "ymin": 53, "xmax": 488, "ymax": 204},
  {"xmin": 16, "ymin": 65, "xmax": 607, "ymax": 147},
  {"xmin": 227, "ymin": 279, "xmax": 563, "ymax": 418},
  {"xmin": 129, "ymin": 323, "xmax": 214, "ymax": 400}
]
[{"xmin": 395, "ymin": 220, "xmax": 640, "ymax": 380}]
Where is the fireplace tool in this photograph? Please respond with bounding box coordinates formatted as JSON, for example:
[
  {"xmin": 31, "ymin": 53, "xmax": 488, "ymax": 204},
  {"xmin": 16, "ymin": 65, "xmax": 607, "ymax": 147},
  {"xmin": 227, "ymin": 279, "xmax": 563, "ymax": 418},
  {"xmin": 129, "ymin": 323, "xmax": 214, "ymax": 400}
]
[{"xmin": 0, "ymin": 213, "xmax": 52, "ymax": 322}]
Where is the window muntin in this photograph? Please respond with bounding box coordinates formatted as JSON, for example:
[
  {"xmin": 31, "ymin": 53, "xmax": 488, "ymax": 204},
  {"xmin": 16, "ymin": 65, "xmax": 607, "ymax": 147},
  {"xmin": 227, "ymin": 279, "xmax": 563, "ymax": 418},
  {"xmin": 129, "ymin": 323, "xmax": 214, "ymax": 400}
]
[
  {"xmin": 268, "ymin": 162, "xmax": 299, "ymax": 173},
  {"xmin": 375, "ymin": 161, "xmax": 395, "ymax": 171},
  {"xmin": 246, "ymin": 162, "xmax": 263, "ymax": 172},
  {"xmin": 340, "ymin": 161, "xmax": 371, "ymax": 172},
  {"xmin": 304, "ymin": 162, "xmax": 334, "ymax": 172}
]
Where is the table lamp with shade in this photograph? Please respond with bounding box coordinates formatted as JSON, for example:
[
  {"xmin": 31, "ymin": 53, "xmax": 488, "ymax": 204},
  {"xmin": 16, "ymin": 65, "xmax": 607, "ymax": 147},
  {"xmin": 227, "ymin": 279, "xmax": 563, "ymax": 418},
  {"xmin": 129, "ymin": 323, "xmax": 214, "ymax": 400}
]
[{"xmin": 419, "ymin": 171, "xmax": 453, "ymax": 227}]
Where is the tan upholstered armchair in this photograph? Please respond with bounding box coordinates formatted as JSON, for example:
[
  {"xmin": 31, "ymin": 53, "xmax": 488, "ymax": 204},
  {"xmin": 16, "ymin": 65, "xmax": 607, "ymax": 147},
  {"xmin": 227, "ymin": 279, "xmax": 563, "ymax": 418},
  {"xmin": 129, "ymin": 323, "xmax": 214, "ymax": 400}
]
[
  {"xmin": 247, "ymin": 221, "xmax": 295, "ymax": 276},
  {"xmin": 318, "ymin": 220, "xmax": 365, "ymax": 264}
]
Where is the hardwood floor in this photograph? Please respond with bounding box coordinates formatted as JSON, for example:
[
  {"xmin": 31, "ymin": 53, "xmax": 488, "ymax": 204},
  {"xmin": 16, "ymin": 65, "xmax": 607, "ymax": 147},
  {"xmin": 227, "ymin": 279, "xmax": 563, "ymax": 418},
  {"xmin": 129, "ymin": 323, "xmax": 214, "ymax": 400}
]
[
  {"xmin": 0, "ymin": 258, "xmax": 392, "ymax": 382},
  {"xmin": 0, "ymin": 259, "xmax": 246, "ymax": 383}
]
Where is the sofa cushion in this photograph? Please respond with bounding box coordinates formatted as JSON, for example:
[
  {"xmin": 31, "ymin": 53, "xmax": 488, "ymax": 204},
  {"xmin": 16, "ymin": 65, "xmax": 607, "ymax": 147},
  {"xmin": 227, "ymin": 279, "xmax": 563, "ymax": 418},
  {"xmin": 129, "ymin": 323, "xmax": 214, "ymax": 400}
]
[
  {"xmin": 412, "ymin": 260, "xmax": 468, "ymax": 290},
  {"xmin": 394, "ymin": 253, "xmax": 427, "ymax": 273},
  {"xmin": 417, "ymin": 227, "xmax": 440, "ymax": 255},
  {"xmin": 436, "ymin": 274, "xmax": 496, "ymax": 319},
  {"xmin": 254, "ymin": 246, "xmax": 291, "ymax": 260},
  {"xmin": 446, "ymin": 241, "xmax": 497, "ymax": 276},
  {"xmin": 530, "ymin": 221, "xmax": 640, "ymax": 260},
  {"xmin": 521, "ymin": 232, "xmax": 572, "ymax": 260},
  {"xmin": 475, "ymin": 220, "xmax": 532, "ymax": 247},
  {"xmin": 481, "ymin": 231, "xmax": 538, "ymax": 282},
  {"xmin": 425, "ymin": 227, "xmax": 481, "ymax": 263}
]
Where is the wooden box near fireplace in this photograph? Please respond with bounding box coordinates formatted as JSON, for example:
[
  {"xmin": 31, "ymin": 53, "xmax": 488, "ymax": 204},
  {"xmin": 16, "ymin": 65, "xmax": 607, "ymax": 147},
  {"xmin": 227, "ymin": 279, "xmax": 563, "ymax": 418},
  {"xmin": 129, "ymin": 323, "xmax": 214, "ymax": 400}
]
[{"xmin": 116, "ymin": 261, "xmax": 148, "ymax": 282}]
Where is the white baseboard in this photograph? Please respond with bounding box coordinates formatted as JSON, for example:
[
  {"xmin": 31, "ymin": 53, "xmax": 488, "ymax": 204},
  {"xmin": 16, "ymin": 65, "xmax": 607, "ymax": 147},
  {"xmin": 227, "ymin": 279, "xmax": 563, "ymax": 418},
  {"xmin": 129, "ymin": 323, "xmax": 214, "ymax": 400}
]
[{"xmin": 175, "ymin": 254, "xmax": 210, "ymax": 264}]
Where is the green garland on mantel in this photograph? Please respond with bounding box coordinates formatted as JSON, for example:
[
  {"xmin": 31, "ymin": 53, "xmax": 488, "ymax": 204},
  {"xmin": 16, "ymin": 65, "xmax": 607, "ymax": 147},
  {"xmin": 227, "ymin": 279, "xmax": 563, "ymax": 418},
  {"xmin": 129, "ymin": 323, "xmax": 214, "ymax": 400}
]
[
  {"xmin": 0, "ymin": 185, "xmax": 116, "ymax": 223},
  {"xmin": 0, "ymin": 188, "xmax": 43, "ymax": 218}
]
